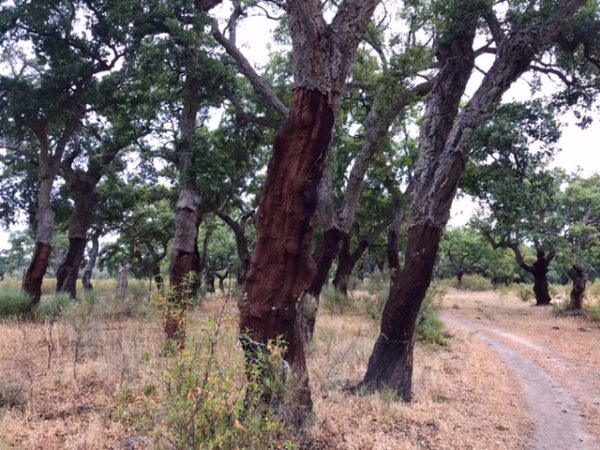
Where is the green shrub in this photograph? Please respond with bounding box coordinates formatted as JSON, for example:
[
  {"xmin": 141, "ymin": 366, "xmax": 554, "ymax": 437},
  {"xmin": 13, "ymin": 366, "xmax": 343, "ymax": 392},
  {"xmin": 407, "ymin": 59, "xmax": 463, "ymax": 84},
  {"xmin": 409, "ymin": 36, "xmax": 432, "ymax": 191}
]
[
  {"xmin": 588, "ymin": 280, "xmax": 600, "ymax": 300},
  {"xmin": 417, "ymin": 282, "xmax": 450, "ymax": 346},
  {"xmin": 364, "ymin": 271, "xmax": 390, "ymax": 296},
  {"xmin": 586, "ymin": 298, "xmax": 600, "ymax": 322},
  {"xmin": 321, "ymin": 287, "xmax": 353, "ymax": 314},
  {"xmin": 449, "ymin": 274, "xmax": 493, "ymax": 291},
  {"xmin": 364, "ymin": 288, "xmax": 387, "ymax": 321},
  {"xmin": 0, "ymin": 288, "xmax": 31, "ymax": 317},
  {"xmin": 514, "ymin": 284, "xmax": 533, "ymax": 302},
  {"xmin": 34, "ymin": 293, "xmax": 72, "ymax": 319},
  {"xmin": 118, "ymin": 313, "xmax": 299, "ymax": 449}
]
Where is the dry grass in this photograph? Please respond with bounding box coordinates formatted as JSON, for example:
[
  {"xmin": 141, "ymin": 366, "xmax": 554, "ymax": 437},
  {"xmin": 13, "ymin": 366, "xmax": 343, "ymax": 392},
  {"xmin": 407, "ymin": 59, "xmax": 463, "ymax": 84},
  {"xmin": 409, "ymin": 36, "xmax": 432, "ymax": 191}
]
[{"xmin": 0, "ymin": 283, "xmax": 533, "ymax": 449}]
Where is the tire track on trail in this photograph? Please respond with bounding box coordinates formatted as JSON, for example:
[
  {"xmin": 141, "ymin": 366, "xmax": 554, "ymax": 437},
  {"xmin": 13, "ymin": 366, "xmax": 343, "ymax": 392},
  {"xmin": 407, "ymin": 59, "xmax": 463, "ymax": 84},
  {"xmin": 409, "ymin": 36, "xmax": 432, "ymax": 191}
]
[{"xmin": 441, "ymin": 313, "xmax": 599, "ymax": 450}]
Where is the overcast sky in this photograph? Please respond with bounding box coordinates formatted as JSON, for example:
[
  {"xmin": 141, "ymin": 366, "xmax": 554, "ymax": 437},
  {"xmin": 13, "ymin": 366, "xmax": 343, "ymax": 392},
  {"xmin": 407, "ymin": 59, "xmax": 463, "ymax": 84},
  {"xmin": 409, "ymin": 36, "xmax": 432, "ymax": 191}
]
[{"xmin": 1, "ymin": 3, "xmax": 599, "ymax": 250}]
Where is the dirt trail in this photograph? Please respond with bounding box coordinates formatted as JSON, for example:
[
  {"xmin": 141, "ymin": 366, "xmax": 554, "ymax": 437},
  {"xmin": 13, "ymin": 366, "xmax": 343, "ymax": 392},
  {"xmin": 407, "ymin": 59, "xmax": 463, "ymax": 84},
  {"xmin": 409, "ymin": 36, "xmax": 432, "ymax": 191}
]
[{"xmin": 442, "ymin": 313, "xmax": 599, "ymax": 450}]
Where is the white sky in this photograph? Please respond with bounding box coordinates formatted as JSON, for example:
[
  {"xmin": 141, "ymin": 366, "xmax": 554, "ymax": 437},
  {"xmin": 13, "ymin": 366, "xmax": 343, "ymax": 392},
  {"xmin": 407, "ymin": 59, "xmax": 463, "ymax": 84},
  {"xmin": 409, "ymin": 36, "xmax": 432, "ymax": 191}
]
[{"xmin": 1, "ymin": 3, "xmax": 599, "ymax": 249}]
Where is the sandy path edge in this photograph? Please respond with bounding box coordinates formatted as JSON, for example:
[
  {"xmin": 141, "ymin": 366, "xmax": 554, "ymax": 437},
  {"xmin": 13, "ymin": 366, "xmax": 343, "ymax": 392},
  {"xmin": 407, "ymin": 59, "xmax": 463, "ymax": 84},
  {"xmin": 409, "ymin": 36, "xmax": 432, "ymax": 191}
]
[{"xmin": 441, "ymin": 313, "xmax": 598, "ymax": 450}]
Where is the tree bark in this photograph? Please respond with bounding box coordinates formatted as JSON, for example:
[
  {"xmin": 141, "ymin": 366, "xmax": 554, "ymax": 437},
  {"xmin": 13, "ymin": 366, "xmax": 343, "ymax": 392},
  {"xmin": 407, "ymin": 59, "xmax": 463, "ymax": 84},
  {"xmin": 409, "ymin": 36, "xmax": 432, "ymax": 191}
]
[
  {"xmin": 357, "ymin": 9, "xmax": 478, "ymax": 399},
  {"xmin": 56, "ymin": 189, "xmax": 98, "ymax": 298},
  {"xmin": 23, "ymin": 179, "xmax": 55, "ymax": 304},
  {"xmin": 240, "ymin": 0, "xmax": 380, "ymax": 419},
  {"xmin": 358, "ymin": 223, "xmax": 443, "ymax": 400},
  {"xmin": 567, "ymin": 265, "xmax": 587, "ymax": 310},
  {"xmin": 240, "ymin": 88, "xmax": 335, "ymax": 412},
  {"xmin": 82, "ymin": 233, "xmax": 99, "ymax": 291},
  {"xmin": 332, "ymin": 235, "xmax": 369, "ymax": 295},
  {"xmin": 358, "ymin": 0, "xmax": 586, "ymax": 399},
  {"xmin": 166, "ymin": 188, "xmax": 202, "ymax": 344},
  {"xmin": 309, "ymin": 227, "xmax": 346, "ymax": 298},
  {"xmin": 117, "ymin": 263, "xmax": 130, "ymax": 296},
  {"xmin": 216, "ymin": 210, "xmax": 253, "ymax": 285}
]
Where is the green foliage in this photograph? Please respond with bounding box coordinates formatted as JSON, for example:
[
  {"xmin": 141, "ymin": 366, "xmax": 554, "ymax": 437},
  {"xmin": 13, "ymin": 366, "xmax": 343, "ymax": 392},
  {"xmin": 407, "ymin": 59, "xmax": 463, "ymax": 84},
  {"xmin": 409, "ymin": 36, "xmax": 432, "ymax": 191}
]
[
  {"xmin": 118, "ymin": 310, "xmax": 298, "ymax": 449},
  {"xmin": 514, "ymin": 284, "xmax": 534, "ymax": 302},
  {"xmin": 321, "ymin": 287, "xmax": 354, "ymax": 315},
  {"xmin": 449, "ymin": 274, "xmax": 493, "ymax": 291},
  {"xmin": 0, "ymin": 288, "xmax": 31, "ymax": 317},
  {"xmin": 586, "ymin": 299, "xmax": 600, "ymax": 322},
  {"xmin": 34, "ymin": 293, "xmax": 73, "ymax": 320},
  {"xmin": 416, "ymin": 283, "xmax": 450, "ymax": 346}
]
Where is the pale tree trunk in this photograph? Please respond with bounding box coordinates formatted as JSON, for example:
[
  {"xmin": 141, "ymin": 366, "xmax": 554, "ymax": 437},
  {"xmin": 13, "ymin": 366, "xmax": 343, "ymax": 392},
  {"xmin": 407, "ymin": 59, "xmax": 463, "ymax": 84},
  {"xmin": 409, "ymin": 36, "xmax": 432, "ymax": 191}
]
[
  {"xmin": 357, "ymin": 0, "xmax": 586, "ymax": 400},
  {"xmin": 117, "ymin": 263, "xmax": 130, "ymax": 296},
  {"xmin": 82, "ymin": 233, "xmax": 100, "ymax": 291},
  {"xmin": 164, "ymin": 0, "xmax": 226, "ymax": 346},
  {"xmin": 240, "ymin": 0, "xmax": 380, "ymax": 419},
  {"xmin": 165, "ymin": 68, "xmax": 203, "ymax": 346}
]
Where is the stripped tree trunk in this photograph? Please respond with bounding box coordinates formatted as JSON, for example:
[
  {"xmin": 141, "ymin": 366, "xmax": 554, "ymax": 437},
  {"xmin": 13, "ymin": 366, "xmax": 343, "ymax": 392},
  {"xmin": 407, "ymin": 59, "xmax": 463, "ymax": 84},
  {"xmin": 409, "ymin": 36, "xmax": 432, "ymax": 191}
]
[
  {"xmin": 57, "ymin": 189, "xmax": 98, "ymax": 298},
  {"xmin": 239, "ymin": 0, "xmax": 380, "ymax": 419},
  {"xmin": 357, "ymin": 0, "xmax": 586, "ymax": 400},
  {"xmin": 23, "ymin": 176, "xmax": 55, "ymax": 304}
]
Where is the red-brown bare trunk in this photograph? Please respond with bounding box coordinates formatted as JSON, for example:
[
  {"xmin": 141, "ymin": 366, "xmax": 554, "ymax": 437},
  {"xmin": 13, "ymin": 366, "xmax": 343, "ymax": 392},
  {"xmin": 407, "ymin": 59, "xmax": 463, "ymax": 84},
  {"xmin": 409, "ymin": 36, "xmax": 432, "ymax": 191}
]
[
  {"xmin": 240, "ymin": 88, "xmax": 335, "ymax": 413},
  {"xmin": 357, "ymin": 224, "xmax": 443, "ymax": 400},
  {"xmin": 56, "ymin": 237, "xmax": 87, "ymax": 298},
  {"xmin": 23, "ymin": 242, "xmax": 52, "ymax": 304}
]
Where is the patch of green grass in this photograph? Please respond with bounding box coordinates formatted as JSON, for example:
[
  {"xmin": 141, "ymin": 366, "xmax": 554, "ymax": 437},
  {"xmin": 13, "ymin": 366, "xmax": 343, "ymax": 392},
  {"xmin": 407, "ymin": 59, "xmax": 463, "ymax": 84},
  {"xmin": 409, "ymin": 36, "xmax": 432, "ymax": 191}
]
[
  {"xmin": 0, "ymin": 288, "xmax": 31, "ymax": 317},
  {"xmin": 321, "ymin": 287, "xmax": 354, "ymax": 314}
]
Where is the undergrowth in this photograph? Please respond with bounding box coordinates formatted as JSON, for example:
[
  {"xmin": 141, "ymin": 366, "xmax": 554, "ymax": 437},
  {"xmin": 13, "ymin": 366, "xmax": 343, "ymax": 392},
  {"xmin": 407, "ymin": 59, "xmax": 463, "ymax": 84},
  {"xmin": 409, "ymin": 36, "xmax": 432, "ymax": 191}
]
[{"xmin": 117, "ymin": 297, "xmax": 300, "ymax": 449}]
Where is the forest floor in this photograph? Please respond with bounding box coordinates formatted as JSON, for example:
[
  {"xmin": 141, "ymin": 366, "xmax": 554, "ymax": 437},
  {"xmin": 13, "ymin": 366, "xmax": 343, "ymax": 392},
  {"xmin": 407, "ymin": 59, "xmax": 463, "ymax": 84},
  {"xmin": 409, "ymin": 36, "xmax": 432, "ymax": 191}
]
[
  {"xmin": 1, "ymin": 285, "xmax": 597, "ymax": 449},
  {"xmin": 442, "ymin": 289, "xmax": 600, "ymax": 450}
]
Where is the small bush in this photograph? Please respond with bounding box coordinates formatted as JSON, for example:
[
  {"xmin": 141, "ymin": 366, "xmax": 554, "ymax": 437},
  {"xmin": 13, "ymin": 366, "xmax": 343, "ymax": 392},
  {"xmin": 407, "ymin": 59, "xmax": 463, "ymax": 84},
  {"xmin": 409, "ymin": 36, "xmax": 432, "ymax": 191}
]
[
  {"xmin": 0, "ymin": 288, "xmax": 31, "ymax": 317},
  {"xmin": 364, "ymin": 288, "xmax": 388, "ymax": 322},
  {"xmin": 118, "ymin": 309, "xmax": 299, "ymax": 449},
  {"xmin": 34, "ymin": 293, "xmax": 72, "ymax": 319},
  {"xmin": 588, "ymin": 280, "xmax": 600, "ymax": 300},
  {"xmin": 417, "ymin": 282, "xmax": 450, "ymax": 346},
  {"xmin": 514, "ymin": 284, "xmax": 533, "ymax": 302},
  {"xmin": 586, "ymin": 298, "xmax": 600, "ymax": 322},
  {"xmin": 321, "ymin": 287, "xmax": 353, "ymax": 314},
  {"xmin": 449, "ymin": 274, "xmax": 493, "ymax": 291}
]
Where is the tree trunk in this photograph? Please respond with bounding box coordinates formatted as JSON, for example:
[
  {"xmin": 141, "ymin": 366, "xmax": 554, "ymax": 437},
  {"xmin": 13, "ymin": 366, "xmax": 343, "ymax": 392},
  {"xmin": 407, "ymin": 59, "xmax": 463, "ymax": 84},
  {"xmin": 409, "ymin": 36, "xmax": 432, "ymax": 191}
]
[
  {"xmin": 82, "ymin": 233, "xmax": 99, "ymax": 291},
  {"xmin": 205, "ymin": 272, "xmax": 215, "ymax": 293},
  {"xmin": 240, "ymin": 88, "xmax": 335, "ymax": 414},
  {"xmin": 117, "ymin": 263, "xmax": 130, "ymax": 296},
  {"xmin": 457, "ymin": 271, "xmax": 464, "ymax": 286},
  {"xmin": 301, "ymin": 227, "xmax": 345, "ymax": 341},
  {"xmin": 56, "ymin": 190, "xmax": 98, "ymax": 298},
  {"xmin": 356, "ymin": 8, "xmax": 479, "ymax": 399},
  {"xmin": 333, "ymin": 236, "xmax": 369, "ymax": 296},
  {"xmin": 531, "ymin": 251, "xmax": 552, "ymax": 306},
  {"xmin": 567, "ymin": 265, "xmax": 587, "ymax": 310},
  {"xmin": 23, "ymin": 204, "xmax": 55, "ymax": 304},
  {"xmin": 56, "ymin": 237, "xmax": 87, "ymax": 298},
  {"xmin": 309, "ymin": 228, "xmax": 345, "ymax": 298},
  {"xmin": 533, "ymin": 273, "xmax": 551, "ymax": 306},
  {"xmin": 167, "ymin": 189, "xmax": 202, "ymax": 344},
  {"xmin": 357, "ymin": 223, "xmax": 443, "ymax": 400}
]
